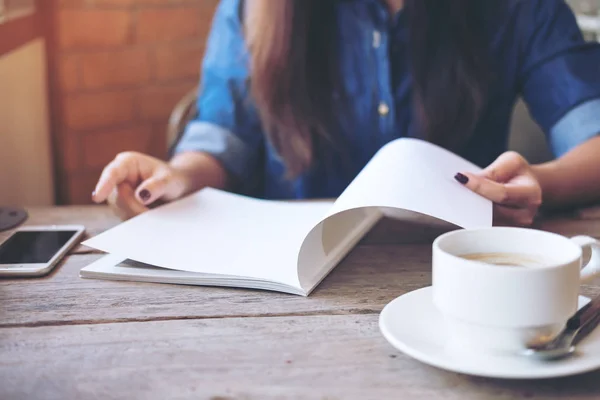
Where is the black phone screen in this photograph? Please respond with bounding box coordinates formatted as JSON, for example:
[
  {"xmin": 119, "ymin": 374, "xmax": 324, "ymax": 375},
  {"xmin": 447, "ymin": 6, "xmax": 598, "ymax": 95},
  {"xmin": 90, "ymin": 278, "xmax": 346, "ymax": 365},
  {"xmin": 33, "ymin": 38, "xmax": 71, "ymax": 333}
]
[{"xmin": 0, "ymin": 231, "xmax": 78, "ymax": 264}]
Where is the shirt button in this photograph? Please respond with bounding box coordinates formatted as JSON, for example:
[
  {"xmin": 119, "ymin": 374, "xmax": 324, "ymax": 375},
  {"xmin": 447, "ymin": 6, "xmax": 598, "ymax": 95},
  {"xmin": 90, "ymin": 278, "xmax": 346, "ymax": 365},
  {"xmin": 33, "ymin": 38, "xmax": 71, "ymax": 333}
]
[
  {"xmin": 378, "ymin": 102, "xmax": 390, "ymax": 116},
  {"xmin": 373, "ymin": 30, "xmax": 381, "ymax": 48}
]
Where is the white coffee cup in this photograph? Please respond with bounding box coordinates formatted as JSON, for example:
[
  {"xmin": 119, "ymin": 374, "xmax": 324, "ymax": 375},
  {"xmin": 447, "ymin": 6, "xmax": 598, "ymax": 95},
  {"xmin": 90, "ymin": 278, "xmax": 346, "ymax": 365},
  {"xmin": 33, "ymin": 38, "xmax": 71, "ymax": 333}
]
[{"xmin": 432, "ymin": 227, "xmax": 600, "ymax": 354}]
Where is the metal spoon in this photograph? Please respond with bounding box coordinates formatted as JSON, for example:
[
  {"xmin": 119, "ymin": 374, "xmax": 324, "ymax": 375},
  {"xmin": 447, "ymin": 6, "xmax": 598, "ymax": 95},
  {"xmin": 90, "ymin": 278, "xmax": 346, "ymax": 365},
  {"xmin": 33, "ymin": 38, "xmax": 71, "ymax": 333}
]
[{"xmin": 522, "ymin": 294, "xmax": 600, "ymax": 360}]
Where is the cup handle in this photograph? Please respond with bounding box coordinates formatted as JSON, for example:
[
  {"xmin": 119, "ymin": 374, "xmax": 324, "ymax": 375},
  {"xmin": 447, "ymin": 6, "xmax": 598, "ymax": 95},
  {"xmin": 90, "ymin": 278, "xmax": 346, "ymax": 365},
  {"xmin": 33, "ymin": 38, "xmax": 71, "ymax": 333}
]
[{"xmin": 569, "ymin": 235, "xmax": 600, "ymax": 283}]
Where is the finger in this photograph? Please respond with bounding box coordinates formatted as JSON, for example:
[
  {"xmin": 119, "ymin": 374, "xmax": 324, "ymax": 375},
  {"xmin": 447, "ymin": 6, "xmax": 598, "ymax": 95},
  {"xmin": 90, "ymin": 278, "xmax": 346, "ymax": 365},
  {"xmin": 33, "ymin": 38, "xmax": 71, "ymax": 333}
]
[
  {"xmin": 93, "ymin": 156, "xmax": 136, "ymax": 203},
  {"xmin": 493, "ymin": 204, "xmax": 537, "ymax": 227},
  {"xmin": 455, "ymin": 172, "xmax": 540, "ymax": 206},
  {"xmin": 107, "ymin": 183, "xmax": 149, "ymax": 221},
  {"xmin": 135, "ymin": 172, "xmax": 173, "ymax": 205},
  {"xmin": 481, "ymin": 151, "xmax": 527, "ymax": 183}
]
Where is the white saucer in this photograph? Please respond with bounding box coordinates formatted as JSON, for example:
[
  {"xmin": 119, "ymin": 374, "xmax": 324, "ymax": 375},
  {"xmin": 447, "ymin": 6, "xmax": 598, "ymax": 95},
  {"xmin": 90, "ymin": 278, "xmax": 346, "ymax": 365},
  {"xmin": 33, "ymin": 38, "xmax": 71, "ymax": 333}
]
[{"xmin": 379, "ymin": 286, "xmax": 600, "ymax": 379}]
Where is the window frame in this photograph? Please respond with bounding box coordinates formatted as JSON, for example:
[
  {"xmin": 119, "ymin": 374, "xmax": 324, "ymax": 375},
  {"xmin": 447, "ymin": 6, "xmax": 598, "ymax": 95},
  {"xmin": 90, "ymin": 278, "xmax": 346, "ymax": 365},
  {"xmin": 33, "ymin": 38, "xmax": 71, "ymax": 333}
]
[{"xmin": 0, "ymin": 0, "xmax": 41, "ymax": 57}]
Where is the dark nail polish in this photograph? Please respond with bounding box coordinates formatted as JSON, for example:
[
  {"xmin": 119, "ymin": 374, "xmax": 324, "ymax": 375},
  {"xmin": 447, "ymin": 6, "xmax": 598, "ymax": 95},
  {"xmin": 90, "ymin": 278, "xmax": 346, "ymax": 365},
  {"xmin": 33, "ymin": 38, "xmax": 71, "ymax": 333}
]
[
  {"xmin": 454, "ymin": 173, "xmax": 469, "ymax": 185},
  {"xmin": 139, "ymin": 189, "xmax": 151, "ymax": 201}
]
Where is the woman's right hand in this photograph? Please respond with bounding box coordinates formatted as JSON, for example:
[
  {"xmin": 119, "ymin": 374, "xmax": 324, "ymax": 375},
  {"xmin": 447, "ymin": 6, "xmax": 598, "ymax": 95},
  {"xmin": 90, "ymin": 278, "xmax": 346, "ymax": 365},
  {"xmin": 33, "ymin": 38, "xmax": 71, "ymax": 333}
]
[{"xmin": 92, "ymin": 152, "xmax": 188, "ymax": 220}]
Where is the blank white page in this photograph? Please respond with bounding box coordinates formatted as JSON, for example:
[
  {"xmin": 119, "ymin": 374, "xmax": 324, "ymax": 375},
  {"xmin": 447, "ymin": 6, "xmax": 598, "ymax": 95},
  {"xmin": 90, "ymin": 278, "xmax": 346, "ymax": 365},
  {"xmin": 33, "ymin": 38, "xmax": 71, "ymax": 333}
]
[{"xmin": 83, "ymin": 189, "xmax": 332, "ymax": 289}]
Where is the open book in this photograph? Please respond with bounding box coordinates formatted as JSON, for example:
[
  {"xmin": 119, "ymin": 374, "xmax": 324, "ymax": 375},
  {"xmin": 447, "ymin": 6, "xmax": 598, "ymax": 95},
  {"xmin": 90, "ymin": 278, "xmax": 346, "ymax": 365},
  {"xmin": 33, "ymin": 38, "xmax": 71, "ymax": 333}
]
[{"xmin": 81, "ymin": 138, "xmax": 492, "ymax": 296}]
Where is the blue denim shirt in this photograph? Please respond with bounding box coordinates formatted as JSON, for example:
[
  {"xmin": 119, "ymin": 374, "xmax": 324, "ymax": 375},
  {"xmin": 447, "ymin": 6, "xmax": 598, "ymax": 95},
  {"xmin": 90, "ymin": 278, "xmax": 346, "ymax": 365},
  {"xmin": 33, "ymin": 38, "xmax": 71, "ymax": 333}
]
[{"xmin": 175, "ymin": 0, "xmax": 600, "ymax": 199}]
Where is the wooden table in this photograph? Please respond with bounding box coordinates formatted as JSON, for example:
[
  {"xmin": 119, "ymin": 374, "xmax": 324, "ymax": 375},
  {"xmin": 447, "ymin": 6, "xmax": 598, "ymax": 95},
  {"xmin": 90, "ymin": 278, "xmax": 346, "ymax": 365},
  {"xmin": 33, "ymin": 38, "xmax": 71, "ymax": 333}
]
[{"xmin": 1, "ymin": 206, "xmax": 600, "ymax": 399}]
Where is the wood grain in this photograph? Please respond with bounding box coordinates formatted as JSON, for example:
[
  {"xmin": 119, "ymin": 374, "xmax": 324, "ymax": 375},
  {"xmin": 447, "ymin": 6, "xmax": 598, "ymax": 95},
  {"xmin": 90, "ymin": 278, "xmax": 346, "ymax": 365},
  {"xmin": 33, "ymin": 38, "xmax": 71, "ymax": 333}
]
[
  {"xmin": 1, "ymin": 315, "xmax": 599, "ymax": 400},
  {"xmin": 2, "ymin": 206, "xmax": 600, "ymax": 400},
  {"xmin": 0, "ymin": 244, "xmax": 436, "ymax": 327},
  {"xmin": 1, "ymin": 246, "xmax": 597, "ymax": 327}
]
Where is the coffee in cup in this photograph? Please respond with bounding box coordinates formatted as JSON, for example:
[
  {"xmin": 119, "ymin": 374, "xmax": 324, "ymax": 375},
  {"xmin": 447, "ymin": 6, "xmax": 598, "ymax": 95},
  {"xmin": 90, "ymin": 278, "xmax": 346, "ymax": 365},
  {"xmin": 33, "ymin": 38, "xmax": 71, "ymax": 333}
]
[{"xmin": 458, "ymin": 252, "xmax": 550, "ymax": 268}]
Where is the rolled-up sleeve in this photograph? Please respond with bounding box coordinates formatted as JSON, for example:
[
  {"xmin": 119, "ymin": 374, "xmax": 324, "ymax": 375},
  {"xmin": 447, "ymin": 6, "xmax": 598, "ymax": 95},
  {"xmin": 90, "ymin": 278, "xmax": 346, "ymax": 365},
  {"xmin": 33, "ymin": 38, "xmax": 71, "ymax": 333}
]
[
  {"xmin": 174, "ymin": 0, "xmax": 263, "ymax": 181},
  {"xmin": 517, "ymin": 0, "xmax": 600, "ymax": 157}
]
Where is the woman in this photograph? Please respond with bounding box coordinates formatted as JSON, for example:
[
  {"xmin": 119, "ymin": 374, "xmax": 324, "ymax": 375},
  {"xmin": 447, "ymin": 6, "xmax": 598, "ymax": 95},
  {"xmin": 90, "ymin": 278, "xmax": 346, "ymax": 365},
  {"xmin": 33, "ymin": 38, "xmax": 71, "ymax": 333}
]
[{"xmin": 93, "ymin": 0, "xmax": 600, "ymax": 225}]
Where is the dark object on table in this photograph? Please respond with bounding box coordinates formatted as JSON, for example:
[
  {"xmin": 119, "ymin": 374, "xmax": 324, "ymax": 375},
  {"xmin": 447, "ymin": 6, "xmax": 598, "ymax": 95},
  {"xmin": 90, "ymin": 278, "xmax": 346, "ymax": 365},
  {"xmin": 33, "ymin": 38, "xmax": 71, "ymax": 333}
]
[{"xmin": 0, "ymin": 207, "xmax": 28, "ymax": 232}]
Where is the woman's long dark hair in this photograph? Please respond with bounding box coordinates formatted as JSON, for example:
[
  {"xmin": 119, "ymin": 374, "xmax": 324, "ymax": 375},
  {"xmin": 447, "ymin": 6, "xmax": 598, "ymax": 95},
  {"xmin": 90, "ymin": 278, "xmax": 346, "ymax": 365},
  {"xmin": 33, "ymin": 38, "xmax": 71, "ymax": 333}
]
[
  {"xmin": 245, "ymin": 0, "xmax": 490, "ymax": 177},
  {"xmin": 407, "ymin": 0, "xmax": 490, "ymax": 151}
]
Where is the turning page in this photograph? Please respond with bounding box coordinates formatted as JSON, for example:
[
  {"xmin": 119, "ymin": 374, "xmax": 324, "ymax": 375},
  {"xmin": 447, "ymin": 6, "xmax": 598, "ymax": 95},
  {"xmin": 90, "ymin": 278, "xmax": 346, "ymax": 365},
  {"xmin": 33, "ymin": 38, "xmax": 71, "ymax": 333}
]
[{"xmin": 295, "ymin": 138, "xmax": 493, "ymax": 293}]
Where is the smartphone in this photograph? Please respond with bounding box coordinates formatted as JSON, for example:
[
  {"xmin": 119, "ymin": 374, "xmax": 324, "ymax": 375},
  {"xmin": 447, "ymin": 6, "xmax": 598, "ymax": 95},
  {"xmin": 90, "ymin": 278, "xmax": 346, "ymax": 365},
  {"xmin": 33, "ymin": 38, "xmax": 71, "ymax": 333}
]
[{"xmin": 0, "ymin": 225, "xmax": 85, "ymax": 277}]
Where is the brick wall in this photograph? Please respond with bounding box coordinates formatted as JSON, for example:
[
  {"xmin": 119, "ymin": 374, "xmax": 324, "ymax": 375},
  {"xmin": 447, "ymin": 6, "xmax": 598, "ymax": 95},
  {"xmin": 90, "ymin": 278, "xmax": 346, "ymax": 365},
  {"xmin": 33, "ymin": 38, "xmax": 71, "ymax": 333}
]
[{"xmin": 49, "ymin": 0, "xmax": 219, "ymax": 204}]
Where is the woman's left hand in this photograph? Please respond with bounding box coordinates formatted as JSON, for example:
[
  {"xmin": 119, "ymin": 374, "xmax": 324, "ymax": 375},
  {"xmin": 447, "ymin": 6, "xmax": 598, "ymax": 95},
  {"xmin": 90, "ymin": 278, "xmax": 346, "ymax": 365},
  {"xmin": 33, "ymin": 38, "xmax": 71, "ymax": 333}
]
[{"xmin": 454, "ymin": 151, "xmax": 543, "ymax": 226}]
